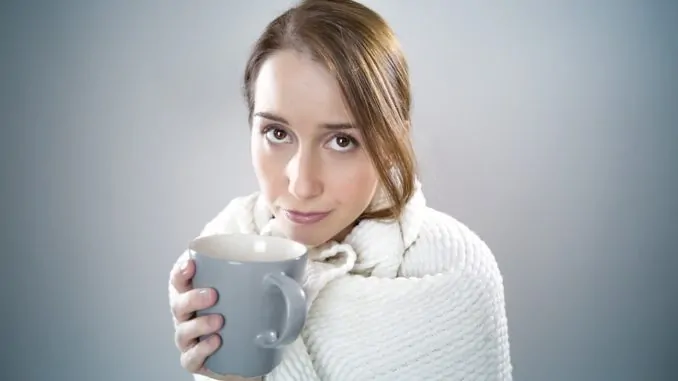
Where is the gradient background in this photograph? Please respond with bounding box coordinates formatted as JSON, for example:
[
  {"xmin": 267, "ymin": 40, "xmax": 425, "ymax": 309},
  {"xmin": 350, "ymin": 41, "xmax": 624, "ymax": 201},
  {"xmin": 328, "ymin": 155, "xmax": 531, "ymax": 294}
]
[{"xmin": 2, "ymin": 1, "xmax": 677, "ymax": 380}]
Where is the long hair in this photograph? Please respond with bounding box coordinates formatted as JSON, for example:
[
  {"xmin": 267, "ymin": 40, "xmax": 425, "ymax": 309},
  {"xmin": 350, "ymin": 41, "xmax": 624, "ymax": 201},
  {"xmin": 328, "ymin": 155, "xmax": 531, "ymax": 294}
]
[{"xmin": 243, "ymin": 0, "xmax": 416, "ymax": 220}]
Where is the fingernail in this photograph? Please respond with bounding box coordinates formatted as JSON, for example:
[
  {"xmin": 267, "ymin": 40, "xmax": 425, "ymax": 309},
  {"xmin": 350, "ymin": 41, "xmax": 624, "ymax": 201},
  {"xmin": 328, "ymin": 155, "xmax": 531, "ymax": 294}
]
[
  {"xmin": 210, "ymin": 315, "xmax": 222, "ymax": 329},
  {"xmin": 199, "ymin": 288, "xmax": 210, "ymax": 298},
  {"xmin": 179, "ymin": 259, "xmax": 189, "ymax": 274}
]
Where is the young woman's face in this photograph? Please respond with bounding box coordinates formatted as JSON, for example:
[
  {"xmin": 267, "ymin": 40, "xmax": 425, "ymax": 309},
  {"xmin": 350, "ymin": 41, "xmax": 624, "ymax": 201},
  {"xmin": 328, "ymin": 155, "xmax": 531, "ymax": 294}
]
[{"xmin": 250, "ymin": 49, "xmax": 379, "ymax": 247}]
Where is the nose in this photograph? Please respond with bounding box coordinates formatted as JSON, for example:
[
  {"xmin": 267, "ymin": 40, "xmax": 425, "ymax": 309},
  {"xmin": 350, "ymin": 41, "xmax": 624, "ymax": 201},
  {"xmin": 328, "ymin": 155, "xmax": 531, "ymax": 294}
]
[{"xmin": 286, "ymin": 148, "xmax": 323, "ymax": 200}]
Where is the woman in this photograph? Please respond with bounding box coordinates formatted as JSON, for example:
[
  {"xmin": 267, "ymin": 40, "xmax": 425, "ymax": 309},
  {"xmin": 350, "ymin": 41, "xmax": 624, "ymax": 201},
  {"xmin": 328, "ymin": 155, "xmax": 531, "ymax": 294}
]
[{"xmin": 168, "ymin": 0, "xmax": 512, "ymax": 380}]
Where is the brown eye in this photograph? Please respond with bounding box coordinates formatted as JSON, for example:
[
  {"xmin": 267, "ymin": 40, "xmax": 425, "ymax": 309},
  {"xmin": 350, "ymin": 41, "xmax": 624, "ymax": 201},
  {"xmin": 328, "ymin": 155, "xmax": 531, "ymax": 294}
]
[
  {"xmin": 264, "ymin": 126, "xmax": 292, "ymax": 143},
  {"xmin": 335, "ymin": 136, "xmax": 351, "ymax": 147},
  {"xmin": 326, "ymin": 134, "xmax": 357, "ymax": 152},
  {"xmin": 272, "ymin": 128, "xmax": 287, "ymax": 140}
]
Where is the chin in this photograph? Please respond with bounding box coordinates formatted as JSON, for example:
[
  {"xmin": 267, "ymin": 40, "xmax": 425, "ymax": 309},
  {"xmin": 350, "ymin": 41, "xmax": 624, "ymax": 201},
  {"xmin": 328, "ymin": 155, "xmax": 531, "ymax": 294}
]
[
  {"xmin": 286, "ymin": 231, "xmax": 327, "ymax": 248},
  {"xmin": 279, "ymin": 223, "xmax": 331, "ymax": 248}
]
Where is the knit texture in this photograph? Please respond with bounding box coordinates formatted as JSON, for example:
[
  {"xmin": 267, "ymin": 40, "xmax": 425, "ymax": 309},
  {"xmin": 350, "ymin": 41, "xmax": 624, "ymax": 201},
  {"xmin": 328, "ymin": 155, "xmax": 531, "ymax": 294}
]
[{"xmin": 176, "ymin": 182, "xmax": 512, "ymax": 381}]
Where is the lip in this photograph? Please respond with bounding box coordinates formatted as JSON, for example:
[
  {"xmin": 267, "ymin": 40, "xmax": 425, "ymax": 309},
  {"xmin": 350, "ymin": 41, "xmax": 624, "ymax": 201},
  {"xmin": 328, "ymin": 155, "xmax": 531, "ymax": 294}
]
[{"xmin": 282, "ymin": 209, "xmax": 331, "ymax": 225}]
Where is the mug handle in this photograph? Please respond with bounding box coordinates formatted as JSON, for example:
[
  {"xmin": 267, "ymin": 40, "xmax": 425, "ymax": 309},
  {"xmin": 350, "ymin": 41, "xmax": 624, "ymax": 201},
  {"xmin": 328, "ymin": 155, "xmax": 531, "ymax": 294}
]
[{"xmin": 255, "ymin": 272, "xmax": 307, "ymax": 349}]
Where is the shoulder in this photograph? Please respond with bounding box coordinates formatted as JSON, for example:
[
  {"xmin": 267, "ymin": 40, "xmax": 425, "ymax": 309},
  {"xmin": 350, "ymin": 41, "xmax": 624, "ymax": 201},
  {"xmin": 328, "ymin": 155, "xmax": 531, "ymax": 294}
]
[
  {"xmin": 398, "ymin": 206, "xmax": 513, "ymax": 376},
  {"xmin": 400, "ymin": 206, "xmax": 503, "ymax": 285},
  {"xmin": 401, "ymin": 207, "xmax": 512, "ymax": 355},
  {"xmin": 198, "ymin": 192, "xmax": 261, "ymax": 237}
]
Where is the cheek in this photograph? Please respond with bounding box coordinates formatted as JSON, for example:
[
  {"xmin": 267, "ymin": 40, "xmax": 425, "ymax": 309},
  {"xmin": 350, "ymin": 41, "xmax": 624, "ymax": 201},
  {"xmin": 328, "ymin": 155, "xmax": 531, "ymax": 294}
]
[
  {"xmin": 251, "ymin": 136, "xmax": 286, "ymax": 199},
  {"xmin": 328, "ymin": 157, "xmax": 379, "ymax": 205}
]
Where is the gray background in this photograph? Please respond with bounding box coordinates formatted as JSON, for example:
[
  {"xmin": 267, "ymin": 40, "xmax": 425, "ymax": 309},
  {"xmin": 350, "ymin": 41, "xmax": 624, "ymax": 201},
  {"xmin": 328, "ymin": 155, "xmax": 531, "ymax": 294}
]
[{"xmin": 2, "ymin": 1, "xmax": 676, "ymax": 380}]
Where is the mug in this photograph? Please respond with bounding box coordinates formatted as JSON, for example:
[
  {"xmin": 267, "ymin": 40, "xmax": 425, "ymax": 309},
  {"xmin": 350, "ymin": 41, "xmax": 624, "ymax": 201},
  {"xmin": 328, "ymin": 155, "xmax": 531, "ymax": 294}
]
[{"xmin": 189, "ymin": 233, "xmax": 308, "ymax": 378}]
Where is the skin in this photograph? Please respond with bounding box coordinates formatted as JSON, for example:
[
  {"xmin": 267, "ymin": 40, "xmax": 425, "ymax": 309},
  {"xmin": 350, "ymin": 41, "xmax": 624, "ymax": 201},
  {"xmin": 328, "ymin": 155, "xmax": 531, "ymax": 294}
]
[
  {"xmin": 251, "ymin": 49, "xmax": 379, "ymax": 247},
  {"xmin": 170, "ymin": 49, "xmax": 380, "ymax": 379}
]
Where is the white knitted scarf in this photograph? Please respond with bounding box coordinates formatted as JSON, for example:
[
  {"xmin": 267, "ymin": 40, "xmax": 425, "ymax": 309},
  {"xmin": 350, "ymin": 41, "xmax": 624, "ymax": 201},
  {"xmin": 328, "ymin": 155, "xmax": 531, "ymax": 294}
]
[
  {"xmin": 193, "ymin": 181, "xmax": 512, "ymax": 381},
  {"xmin": 255, "ymin": 181, "xmax": 427, "ymax": 301}
]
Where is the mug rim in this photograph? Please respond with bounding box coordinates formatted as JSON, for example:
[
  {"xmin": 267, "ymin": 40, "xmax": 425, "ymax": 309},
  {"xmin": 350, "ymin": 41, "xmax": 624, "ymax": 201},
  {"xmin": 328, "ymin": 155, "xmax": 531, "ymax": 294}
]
[{"xmin": 188, "ymin": 233, "xmax": 308, "ymax": 263}]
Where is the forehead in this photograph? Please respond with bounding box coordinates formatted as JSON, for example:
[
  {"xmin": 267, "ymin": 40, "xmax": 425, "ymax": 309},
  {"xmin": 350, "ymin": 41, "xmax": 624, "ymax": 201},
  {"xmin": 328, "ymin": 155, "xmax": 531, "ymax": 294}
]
[{"xmin": 253, "ymin": 49, "xmax": 353, "ymax": 124}]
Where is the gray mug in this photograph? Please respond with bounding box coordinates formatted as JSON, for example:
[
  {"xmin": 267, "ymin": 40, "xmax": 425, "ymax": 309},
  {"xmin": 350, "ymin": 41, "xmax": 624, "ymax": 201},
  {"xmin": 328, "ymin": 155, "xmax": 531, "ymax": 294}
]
[{"xmin": 188, "ymin": 233, "xmax": 308, "ymax": 378}]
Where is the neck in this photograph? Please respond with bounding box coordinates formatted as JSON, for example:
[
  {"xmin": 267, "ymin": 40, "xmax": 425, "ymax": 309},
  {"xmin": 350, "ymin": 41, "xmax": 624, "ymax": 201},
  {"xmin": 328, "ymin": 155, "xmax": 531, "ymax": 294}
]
[{"xmin": 331, "ymin": 222, "xmax": 357, "ymax": 243}]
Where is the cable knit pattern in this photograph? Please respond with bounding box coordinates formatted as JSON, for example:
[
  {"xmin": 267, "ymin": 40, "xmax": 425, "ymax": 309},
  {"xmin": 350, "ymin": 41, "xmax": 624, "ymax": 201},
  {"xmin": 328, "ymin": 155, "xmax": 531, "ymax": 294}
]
[{"xmin": 177, "ymin": 182, "xmax": 512, "ymax": 381}]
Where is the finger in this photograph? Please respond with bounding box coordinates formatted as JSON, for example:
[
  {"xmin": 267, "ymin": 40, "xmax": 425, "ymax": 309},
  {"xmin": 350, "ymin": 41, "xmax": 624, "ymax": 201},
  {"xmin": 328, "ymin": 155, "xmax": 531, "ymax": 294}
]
[
  {"xmin": 170, "ymin": 254, "xmax": 195, "ymax": 294},
  {"xmin": 180, "ymin": 334, "xmax": 221, "ymax": 373},
  {"xmin": 199, "ymin": 369, "xmax": 246, "ymax": 381},
  {"xmin": 175, "ymin": 314, "xmax": 224, "ymax": 351},
  {"xmin": 171, "ymin": 287, "xmax": 218, "ymax": 323}
]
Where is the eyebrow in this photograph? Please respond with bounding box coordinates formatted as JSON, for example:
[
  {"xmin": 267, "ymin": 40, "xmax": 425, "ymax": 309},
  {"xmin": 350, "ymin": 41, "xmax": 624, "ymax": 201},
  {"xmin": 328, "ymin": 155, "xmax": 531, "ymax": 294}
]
[{"xmin": 253, "ymin": 111, "xmax": 355, "ymax": 130}]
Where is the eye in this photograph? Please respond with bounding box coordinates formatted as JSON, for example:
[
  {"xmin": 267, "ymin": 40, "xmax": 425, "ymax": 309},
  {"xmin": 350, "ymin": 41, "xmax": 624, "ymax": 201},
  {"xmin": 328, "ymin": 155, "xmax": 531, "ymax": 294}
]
[
  {"xmin": 326, "ymin": 134, "xmax": 358, "ymax": 152},
  {"xmin": 263, "ymin": 126, "xmax": 292, "ymax": 144}
]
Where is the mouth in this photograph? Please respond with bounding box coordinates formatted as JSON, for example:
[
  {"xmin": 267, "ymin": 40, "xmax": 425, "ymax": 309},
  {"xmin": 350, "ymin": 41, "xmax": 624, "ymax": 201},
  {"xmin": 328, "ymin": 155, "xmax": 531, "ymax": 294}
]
[{"xmin": 282, "ymin": 209, "xmax": 331, "ymax": 225}]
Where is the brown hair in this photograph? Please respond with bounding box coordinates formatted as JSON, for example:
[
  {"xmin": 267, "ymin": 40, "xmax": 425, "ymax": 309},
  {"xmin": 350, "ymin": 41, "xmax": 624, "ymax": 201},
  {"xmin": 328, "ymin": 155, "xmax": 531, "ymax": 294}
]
[{"xmin": 243, "ymin": 0, "xmax": 416, "ymax": 220}]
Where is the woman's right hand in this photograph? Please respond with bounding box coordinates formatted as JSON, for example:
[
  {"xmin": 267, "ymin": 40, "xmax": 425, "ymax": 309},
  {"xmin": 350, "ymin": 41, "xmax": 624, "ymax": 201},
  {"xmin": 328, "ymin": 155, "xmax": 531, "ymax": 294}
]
[{"xmin": 169, "ymin": 255, "xmax": 225, "ymax": 378}]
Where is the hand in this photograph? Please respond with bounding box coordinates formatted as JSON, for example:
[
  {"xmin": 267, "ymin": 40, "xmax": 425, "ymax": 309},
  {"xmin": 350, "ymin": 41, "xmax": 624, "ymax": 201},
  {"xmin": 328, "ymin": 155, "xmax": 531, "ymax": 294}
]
[{"xmin": 169, "ymin": 254, "xmax": 228, "ymax": 379}]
